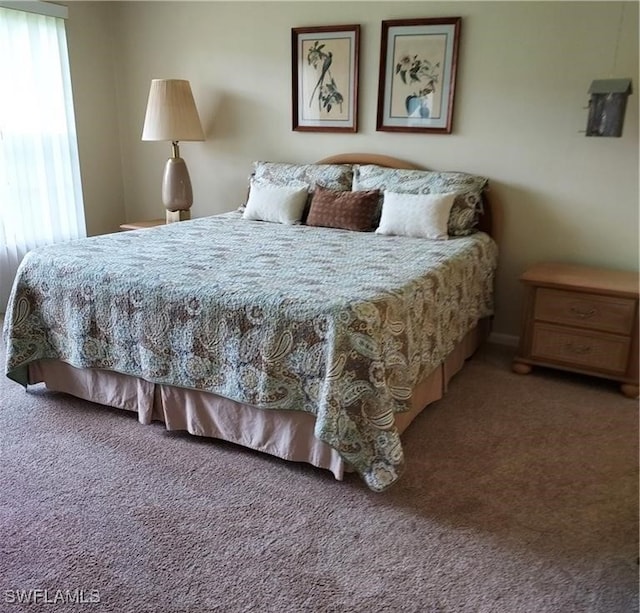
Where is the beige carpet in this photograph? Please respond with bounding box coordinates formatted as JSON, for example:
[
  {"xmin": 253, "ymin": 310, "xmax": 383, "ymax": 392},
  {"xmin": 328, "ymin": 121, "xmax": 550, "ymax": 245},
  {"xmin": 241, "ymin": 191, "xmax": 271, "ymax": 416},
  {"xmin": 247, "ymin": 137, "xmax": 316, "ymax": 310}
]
[{"xmin": 0, "ymin": 341, "xmax": 637, "ymax": 613}]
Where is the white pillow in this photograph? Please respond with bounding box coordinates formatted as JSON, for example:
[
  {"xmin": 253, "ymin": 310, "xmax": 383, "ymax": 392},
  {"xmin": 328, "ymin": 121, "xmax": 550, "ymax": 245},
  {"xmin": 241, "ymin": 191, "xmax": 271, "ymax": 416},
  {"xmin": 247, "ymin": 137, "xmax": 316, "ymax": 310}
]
[
  {"xmin": 375, "ymin": 191, "xmax": 457, "ymax": 240},
  {"xmin": 242, "ymin": 182, "xmax": 309, "ymax": 224}
]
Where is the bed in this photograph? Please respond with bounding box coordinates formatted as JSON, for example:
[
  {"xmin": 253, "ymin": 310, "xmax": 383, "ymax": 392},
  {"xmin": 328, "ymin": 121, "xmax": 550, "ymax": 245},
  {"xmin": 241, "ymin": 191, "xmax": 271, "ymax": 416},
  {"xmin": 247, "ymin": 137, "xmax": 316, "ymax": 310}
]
[{"xmin": 3, "ymin": 154, "xmax": 498, "ymax": 491}]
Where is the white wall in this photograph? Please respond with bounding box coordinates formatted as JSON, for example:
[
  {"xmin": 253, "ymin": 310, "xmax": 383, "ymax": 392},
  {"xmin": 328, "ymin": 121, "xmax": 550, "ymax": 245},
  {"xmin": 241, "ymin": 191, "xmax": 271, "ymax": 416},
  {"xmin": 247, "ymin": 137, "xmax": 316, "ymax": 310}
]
[
  {"xmin": 67, "ymin": 1, "xmax": 639, "ymax": 337},
  {"xmin": 65, "ymin": 1, "xmax": 125, "ymax": 236}
]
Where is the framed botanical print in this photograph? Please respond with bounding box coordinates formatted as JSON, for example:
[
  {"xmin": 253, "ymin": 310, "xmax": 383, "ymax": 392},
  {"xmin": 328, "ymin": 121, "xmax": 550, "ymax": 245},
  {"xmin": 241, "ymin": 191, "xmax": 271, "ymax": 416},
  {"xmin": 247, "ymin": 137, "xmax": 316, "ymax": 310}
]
[
  {"xmin": 291, "ymin": 25, "xmax": 360, "ymax": 132},
  {"xmin": 377, "ymin": 18, "xmax": 461, "ymax": 133}
]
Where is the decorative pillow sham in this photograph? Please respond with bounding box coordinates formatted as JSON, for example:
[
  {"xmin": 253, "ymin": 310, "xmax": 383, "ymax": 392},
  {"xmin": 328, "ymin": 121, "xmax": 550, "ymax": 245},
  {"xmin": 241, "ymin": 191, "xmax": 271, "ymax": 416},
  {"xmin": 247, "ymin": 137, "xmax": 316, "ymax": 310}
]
[
  {"xmin": 375, "ymin": 191, "xmax": 456, "ymax": 240},
  {"xmin": 306, "ymin": 186, "xmax": 380, "ymax": 231},
  {"xmin": 251, "ymin": 161, "xmax": 354, "ymax": 193},
  {"xmin": 242, "ymin": 182, "xmax": 309, "ymax": 224},
  {"xmin": 353, "ymin": 164, "xmax": 488, "ymax": 236}
]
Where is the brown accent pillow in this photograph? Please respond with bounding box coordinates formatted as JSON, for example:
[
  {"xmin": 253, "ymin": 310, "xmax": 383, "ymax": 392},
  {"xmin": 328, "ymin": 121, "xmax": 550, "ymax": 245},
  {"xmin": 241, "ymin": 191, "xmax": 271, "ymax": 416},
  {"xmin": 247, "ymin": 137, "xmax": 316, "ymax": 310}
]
[{"xmin": 306, "ymin": 186, "xmax": 380, "ymax": 231}]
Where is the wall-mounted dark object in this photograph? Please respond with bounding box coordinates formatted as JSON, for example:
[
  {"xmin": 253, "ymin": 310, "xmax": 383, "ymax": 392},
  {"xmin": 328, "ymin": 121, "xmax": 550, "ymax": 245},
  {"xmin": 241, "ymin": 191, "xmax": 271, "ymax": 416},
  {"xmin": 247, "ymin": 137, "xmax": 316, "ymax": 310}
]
[{"xmin": 586, "ymin": 79, "xmax": 632, "ymax": 137}]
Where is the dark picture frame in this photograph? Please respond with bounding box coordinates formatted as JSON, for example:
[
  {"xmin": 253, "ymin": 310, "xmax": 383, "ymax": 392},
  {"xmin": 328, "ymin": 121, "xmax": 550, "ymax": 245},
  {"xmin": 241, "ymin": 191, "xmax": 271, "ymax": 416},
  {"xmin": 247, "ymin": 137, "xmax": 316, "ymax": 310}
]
[
  {"xmin": 292, "ymin": 24, "xmax": 360, "ymax": 132},
  {"xmin": 377, "ymin": 17, "xmax": 461, "ymax": 133}
]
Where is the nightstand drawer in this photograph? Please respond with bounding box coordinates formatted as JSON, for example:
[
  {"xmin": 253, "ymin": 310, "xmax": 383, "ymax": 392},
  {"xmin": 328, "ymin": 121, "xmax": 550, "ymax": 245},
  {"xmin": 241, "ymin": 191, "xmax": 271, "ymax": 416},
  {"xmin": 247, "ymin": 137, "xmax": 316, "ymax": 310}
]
[
  {"xmin": 531, "ymin": 323, "xmax": 630, "ymax": 374},
  {"xmin": 535, "ymin": 288, "xmax": 636, "ymax": 334}
]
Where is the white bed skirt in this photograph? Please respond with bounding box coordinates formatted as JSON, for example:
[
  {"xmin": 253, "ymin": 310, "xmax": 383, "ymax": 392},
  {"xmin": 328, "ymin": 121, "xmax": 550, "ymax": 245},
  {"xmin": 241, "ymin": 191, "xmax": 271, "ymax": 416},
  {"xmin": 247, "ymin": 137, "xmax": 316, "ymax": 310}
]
[{"xmin": 27, "ymin": 320, "xmax": 489, "ymax": 480}]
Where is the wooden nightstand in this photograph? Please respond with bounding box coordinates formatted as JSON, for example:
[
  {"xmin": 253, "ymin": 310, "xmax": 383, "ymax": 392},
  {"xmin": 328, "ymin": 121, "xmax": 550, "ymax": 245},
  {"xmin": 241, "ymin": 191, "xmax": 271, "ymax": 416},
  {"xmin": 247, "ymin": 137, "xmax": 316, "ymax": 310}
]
[
  {"xmin": 512, "ymin": 262, "xmax": 639, "ymax": 398},
  {"xmin": 119, "ymin": 219, "xmax": 165, "ymax": 231},
  {"xmin": 120, "ymin": 210, "xmax": 191, "ymax": 230}
]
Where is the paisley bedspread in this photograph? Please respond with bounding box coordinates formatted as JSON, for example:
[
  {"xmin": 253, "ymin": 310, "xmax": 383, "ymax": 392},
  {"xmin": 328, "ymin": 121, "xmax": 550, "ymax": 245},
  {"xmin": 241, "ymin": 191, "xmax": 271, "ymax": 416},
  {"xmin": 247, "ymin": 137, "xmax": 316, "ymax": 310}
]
[{"xmin": 3, "ymin": 212, "xmax": 498, "ymax": 491}]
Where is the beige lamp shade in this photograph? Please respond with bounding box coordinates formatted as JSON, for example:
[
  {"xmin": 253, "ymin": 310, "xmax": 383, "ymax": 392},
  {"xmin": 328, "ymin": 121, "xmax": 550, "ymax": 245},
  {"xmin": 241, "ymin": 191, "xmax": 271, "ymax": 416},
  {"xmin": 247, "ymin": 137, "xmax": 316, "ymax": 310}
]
[{"xmin": 142, "ymin": 79, "xmax": 204, "ymax": 142}]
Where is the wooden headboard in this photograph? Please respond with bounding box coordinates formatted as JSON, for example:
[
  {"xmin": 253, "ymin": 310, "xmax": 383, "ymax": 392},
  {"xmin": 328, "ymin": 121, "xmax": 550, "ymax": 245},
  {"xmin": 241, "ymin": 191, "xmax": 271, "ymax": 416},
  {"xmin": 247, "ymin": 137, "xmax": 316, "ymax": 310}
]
[{"xmin": 316, "ymin": 153, "xmax": 493, "ymax": 237}]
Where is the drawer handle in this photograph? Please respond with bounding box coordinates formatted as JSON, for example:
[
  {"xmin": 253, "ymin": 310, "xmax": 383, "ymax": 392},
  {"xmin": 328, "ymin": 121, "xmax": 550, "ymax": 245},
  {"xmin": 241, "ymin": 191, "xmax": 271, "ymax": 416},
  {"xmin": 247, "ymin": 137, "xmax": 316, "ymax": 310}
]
[
  {"xmin": 569, "ymin": 306, "xmax": 597, "ymax": 319},
  {"xmin": 565, "ymin": 342, "xmax": 591, "ymax": 355}
]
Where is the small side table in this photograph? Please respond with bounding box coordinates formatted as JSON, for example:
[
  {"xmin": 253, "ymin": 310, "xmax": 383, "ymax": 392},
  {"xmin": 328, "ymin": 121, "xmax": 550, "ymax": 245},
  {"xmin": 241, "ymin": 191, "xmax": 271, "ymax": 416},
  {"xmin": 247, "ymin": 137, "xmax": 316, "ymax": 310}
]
[
  {"xmin": 119, "ymin": 219, "xmax": 166, "ymax": 231},
  {"xmin": 512, "ymin": 262, "xmax": 639, "ymax": 398},
  {"xmin": 120, "ymin": 210, "xmax": 191, "ymax": 230}
]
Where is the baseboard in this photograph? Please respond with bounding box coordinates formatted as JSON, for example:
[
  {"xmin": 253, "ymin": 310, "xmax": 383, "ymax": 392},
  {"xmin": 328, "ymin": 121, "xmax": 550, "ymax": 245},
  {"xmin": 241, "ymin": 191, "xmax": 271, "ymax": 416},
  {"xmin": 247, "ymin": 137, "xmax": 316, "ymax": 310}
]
[{"xmin": 488, "ymin": 332, "xmax": 519, "ymax": 347}]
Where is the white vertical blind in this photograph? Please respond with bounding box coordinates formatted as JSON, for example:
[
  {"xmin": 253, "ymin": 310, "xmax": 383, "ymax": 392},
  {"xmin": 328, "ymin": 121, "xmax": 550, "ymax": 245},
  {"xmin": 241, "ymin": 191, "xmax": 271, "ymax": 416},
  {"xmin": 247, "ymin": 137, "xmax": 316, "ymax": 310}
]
[{"xmin": 0, "ymin": 5, "xmax": 86, "ymax": 311}]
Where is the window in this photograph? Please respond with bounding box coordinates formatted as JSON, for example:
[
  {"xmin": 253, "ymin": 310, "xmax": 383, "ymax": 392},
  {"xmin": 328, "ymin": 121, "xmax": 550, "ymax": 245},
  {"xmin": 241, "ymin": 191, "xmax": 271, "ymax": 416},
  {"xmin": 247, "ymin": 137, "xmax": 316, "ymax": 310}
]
[{"xmin": 0, "ymin": 2, "xmax": 86, "ymax": 311}]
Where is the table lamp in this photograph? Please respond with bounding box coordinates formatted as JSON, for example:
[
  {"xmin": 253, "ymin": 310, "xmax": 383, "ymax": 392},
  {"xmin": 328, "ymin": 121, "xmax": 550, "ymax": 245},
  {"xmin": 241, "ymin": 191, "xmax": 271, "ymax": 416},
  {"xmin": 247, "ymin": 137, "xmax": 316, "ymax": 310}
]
[{"xmin": 141, "ymin": 79, "xmax": 204, "ymax": 223}]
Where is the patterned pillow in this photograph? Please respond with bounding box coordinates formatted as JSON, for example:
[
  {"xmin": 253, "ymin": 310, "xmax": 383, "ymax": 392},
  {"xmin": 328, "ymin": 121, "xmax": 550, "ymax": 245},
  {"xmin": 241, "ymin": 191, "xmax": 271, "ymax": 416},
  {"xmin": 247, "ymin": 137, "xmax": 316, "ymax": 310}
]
[
  {"xmin": 306, "ymin": 186, "xmax": 380, "ymax": 231},
  {"xmin": 353, "ymin": 164, "xmax": 488, "ymax": 236},
  {"xmin": 251, "ymin": 161, "xmax": 354, "ymax": 193}
]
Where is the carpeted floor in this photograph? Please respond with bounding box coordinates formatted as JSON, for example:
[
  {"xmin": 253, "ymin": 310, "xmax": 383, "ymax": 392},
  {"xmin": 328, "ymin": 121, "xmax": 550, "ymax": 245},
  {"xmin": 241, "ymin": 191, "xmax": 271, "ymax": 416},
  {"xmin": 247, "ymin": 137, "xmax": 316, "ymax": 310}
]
[{"xmin": 0, "ymin": 339, "xmax": 637, "ymax": 613}]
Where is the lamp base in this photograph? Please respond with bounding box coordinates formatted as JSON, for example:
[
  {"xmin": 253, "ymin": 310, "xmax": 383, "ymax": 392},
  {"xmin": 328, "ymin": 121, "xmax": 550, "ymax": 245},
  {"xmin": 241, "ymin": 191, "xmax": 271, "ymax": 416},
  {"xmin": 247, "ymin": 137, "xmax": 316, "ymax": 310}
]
[
  {"xmin": 162, "ymin": 156, "xmax": 193, "ymax": 212},
  {"xmin": 166, "ymin": 209, "xmax": 191, "ymax": 224}
]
